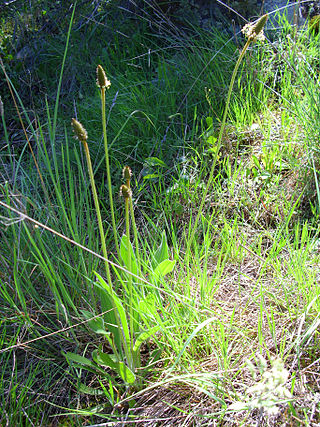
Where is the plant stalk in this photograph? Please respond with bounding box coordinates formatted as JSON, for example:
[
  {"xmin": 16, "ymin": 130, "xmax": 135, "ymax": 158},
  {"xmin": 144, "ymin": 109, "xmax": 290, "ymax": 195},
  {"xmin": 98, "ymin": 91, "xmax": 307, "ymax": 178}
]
[
  {"xmin": 101, "ymin": 87, "xmax": 120, "ymax": 256},
  {"xmin": 187, "ymin": 37, "xmax": 252, "ymax": 252}
]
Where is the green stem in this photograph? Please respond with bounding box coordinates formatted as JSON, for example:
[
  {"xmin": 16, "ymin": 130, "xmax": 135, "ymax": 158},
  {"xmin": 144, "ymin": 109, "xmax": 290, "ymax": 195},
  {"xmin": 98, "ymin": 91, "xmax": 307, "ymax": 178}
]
[
  {"xmin": 126, "ymin": 176, "xmax": 141, "ymax": 274},
  {"xmin": 187, "ymin": 37, "xmax": 252, "ymax": 253},
  {"xmin": 83, "ymin": 141, "xmax": 126, "ymax": 361},
  {"xmin": 83, "ymin": 141, "xmax": 112, "ymax": 284},
  {"xmin": 101, "ymin": 87, "xmax": 120, "ymax": 256},
  {"xmin": 130, "ymin": 198, "xmax": 141, "ymax": 273},
  {"xmin": 125, "ymin": 196, "xmax": 134, "ymax": 363}
]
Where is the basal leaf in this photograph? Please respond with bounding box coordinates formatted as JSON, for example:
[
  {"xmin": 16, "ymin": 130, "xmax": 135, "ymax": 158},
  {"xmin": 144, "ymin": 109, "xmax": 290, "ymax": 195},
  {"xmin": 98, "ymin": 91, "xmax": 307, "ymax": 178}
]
[
  {"xmin": 81, "ymin": 310, "xmax": 109, "ymax": 336},
  {"xmin": 152, "ymin": 231, "xmax": 169, "ymax": 268},
  {"xmin": 120, "ymin": 234, "xmax": 138, "ymax": 277},
  {"xmin": 138, "ymin": 293, "xmax": 157, "ymax": 316},
  {"xmin": 78, "ymin": 383, "xmax": 106, "ymax": 396},
  {"xmin": 152, "ymin": 259, "xmax": 176, "ymax": 282},
  {"xmin": 133, "ymin": 325, "xmax": 161, "ymax": 354},
  {"xmin": 144, "ymin": 157, "xmax": 168, "ymax": 168},
  {"xmin": 65, "ymin": 352, "xmax": 95, "ymax": 367},
  {"xmin": 118, "ymin": 362, "xmax": 136, "ymax": 384}
]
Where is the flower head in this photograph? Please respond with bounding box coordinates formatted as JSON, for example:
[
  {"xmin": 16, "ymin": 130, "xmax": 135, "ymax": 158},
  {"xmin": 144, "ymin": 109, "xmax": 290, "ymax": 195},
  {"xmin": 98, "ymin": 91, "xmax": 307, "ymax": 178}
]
[
  {"xmin": 71, "ymin": 118, "xmax": 88, "ymax": 143},
  {"xmin": 96, "ymin": 65, "xmax": 111, "ymax": 89},
  {"xmin": 122, "ymin": 166, "xmax": 132, "ymax": 181},
  {"xmin": 120, "ymin": 184, "xmax": 132, "ymax": 199},
  {"xmin": 242, "ymin": 14, "xmax": 268, "ymax": 42}
]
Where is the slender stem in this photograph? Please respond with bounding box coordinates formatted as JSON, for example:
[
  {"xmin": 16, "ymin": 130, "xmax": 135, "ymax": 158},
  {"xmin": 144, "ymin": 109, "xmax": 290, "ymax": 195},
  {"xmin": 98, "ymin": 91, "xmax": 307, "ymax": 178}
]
[
  {"xmin": 83, "ymin": 141, "xmax": 112, "ymax": 285},
  {"xmin": 125, "ymin": 196, "xmax": 134, "ymax": 364},
  {"xmin": 101, "ymin": 87, "xmax": 120, "ymax": 256},
  {"xmin": 187, "ymin": 38, "xmax": 252, "ymax": 253},
  {"xmin": 125, "ymin": 175, "xmax": 141, "ymax": 274},
  {"xmin": 130, "ymin": 198, "xmax": 141, "ymax": 273},
  {"xmin": 83, "ymin": 140, "xmax": 124, "ymax": 361}
]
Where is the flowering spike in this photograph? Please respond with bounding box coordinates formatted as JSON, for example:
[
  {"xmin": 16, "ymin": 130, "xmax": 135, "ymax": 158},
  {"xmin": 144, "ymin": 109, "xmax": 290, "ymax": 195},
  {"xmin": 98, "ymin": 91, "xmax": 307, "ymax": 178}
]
[
  {"xmin": 96, "ymin": 65, "xmax": 111, "ymax": 89},
  {"xmin": 71, "ymin": 118, "xmax": 88, "ymax": 143},
  {"xmin": 120, "ymin": 184, "xmax": 132, "ymax": 199},
  {"xmin": 254, "ymin": 14, "xmax": 268, "ymax": 36},
  {"xmin": 122, "ymin": 166, "xmax": 132, "ymax": 182},
  {"xmin": 241, "ymin": 14, "xmax": 268, "ymax": 42}
]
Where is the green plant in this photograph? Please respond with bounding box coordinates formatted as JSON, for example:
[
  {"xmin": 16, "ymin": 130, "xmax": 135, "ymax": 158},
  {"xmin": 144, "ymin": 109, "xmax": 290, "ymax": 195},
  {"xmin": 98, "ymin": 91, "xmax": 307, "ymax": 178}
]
[
  {"xmin": 3, "ymin": 4, "xmax": 320, "ymax": 424},
  {"xmin": 246, "ymin": 146, "xmax": 284, "ymax": 185},
  {"xmin": 66, "ymin": 220, "xmax": 175, "ymax": 389},
  {"xmin": 230, "ymin": 356, "xmax": 292, "ymax": 416},
  {"xmin": 187, "ymin": 14, "xmax": 269, "ymax": 250},
  {"xmin": 96, "ymin": 65, "xmax": 120, "ymax": 256},
  {"xmin": 66, "ymin": 69, "xmax": 176, "ymax": 391}
]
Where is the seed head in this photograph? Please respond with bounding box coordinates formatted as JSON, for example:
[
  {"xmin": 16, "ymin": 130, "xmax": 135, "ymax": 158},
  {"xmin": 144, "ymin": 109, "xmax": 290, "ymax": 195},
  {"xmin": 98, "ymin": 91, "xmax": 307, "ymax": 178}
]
[
  {"xmin": 96, "ymin": 65, "xmax": 111, "ymax": 89},
  {"xmin": 242, "ymin": 14, "xmax": 268, "ymax": 42},
  {"xmin": 122, "ymin": 166, "xmax": 132, "ymax": 181},
  {"xmin": 120, "ymin": 184, "xmax": 132, "ymax": 199},
  {"xmin": 71, "ymin": 118, "xmax": 88, "ymax": 143}
]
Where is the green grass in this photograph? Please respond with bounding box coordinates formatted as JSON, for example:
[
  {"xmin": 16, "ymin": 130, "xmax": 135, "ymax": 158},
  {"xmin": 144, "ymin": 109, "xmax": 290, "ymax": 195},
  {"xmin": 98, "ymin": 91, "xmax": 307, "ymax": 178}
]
[{"xmin": 1, "ymin": 1, "xmax": 320, "ymax": 425}]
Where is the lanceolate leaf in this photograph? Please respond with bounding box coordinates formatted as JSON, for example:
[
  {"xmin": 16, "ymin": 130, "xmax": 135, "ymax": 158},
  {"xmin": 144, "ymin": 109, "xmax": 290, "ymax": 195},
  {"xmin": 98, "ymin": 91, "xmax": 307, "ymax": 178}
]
[
  {"xmin": 81, "ymin": 310, "xmax": 109, "ymax": 336},
  {"xmin": 133, "ymin": 325, "xmax": 161, "ymax": 355},
  {"xmin": 152, "ymin": 231, "xmax": 169, "ymax": 269},
  {"xmin": 144, "ymin": 157, "xmax": 168, "ymax": 168},
  {"xmin": 120, "ymin": 234, "xmax": 138, "ymax": 276},
  {"xmin": 78, "ymin": 383, "xmax": 106, "ymax": 396},
  {"xmin": 65, "ymin": 352, "xmax": 106, "ymax": 376},
  {"xmin": 152, "ymin": 259, "xmax": 176, "ymax": 282},
  {"xmin": 65, "ymin": 352, "xmax": 95, "ymax": 367},
  {"xmin": 117, "ymin": 362, "xmax": 136, "ymax": 384},
  {"xmin": 95, "ymin": 272, "xmax": 130, "ymax": 348},
  {"xmin": 93, "ymin": 349, "xmax": 118, "ymax": 371},
  {"xmin": 94, "ymin": 350, "xmax": 136, "ymax": 384}
]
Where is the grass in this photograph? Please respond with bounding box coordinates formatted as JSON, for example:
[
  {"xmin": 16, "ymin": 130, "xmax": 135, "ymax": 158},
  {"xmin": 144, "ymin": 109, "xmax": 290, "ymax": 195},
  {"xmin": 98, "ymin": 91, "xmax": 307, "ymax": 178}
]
[{"xmin": 1, "ymin": 1, "xmax": 320, "ymax": 425}]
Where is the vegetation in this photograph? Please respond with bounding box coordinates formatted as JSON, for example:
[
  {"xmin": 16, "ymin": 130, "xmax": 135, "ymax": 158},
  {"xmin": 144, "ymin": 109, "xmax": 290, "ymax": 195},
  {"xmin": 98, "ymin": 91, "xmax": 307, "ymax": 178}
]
[{"xmin": 1, "ymin": 1, "xmax": 320, "ymax": 425}]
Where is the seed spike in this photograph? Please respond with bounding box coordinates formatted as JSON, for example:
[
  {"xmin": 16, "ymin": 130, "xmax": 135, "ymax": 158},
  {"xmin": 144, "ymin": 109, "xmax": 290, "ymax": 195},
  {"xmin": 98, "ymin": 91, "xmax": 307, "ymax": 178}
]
[
  {"xmin": 96, "ymin": 65, "xmax": 111, "ymax": 89},
  {"xmin": 120, "ymin": 184, "xmax": 132, "ymax": 199},
  {"xmin": 71, "ymin": 118, "xmax": 88, "ymax": 143}
]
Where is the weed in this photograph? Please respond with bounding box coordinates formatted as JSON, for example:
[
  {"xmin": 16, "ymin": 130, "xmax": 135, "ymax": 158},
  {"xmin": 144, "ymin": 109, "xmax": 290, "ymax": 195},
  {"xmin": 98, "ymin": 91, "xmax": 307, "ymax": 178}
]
[{"xmin": 1, "ymin": 3, "xmax": 320, "ymax": 425}]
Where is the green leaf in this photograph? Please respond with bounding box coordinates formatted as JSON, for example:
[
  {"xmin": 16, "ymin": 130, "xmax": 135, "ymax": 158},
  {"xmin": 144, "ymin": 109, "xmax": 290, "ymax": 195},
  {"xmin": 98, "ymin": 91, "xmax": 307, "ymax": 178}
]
[
  {"xmin": 207, "ymin": 135, "xmax": 217, "ymax": 145},
  {"xmin": 152, "ymin": 231, "xmax": 169, "ymax": 268},
  {"xmin": 91, "ymin": 274, "xmax": 120, "ymax": 348},
  {"xmin": 152, "ymin": 259, "xmax": 176, "ymax": 282},
  {"xmin": 78, "ymin": 383, "xmax": 106, "ymax": 396},
  {"xmin": 138, "ymin": 293, "xmax": 157, "ymax": 316},
  {"xmin": 133, "ymin": 325, "xmax": 161, "ymax": 354},
  {"xmin": 252, "ymin": 155, "xmax": 260, "ymax": 169},
  {"xmin": 118, "ymin": 362, "xmax": 136, "ymax": 384},
  {"xmin": 120, "ymin": 234, "xmax": 138, "ymax": 277},
  {"xmin": 143, "ymin": 173, "xmax": 160, "ymax": 180},
  {"xmin": 94, "ymin": 349, "xmax": 118, "ymax": 371},
  {"xmin": 65, "ymin": 352, "xmax": 95, "ymax": 367},
  {"xmin": 95, "ymin": 272, "xmax": 130, "ymax": 348},
  {"xmin": 205, "ymin": 116, "xmax": 213, "ymax": 128},
  {"xmin": 94, "ymin": 350, "xmax": 136, "ymax": 385},
  {"xmin": 144, "ymin": 157, "xmax": 168, "ymax": 168},
  {"xmin": 81, "ymin": 310, "xmax": 109, "ymax": 336}
]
